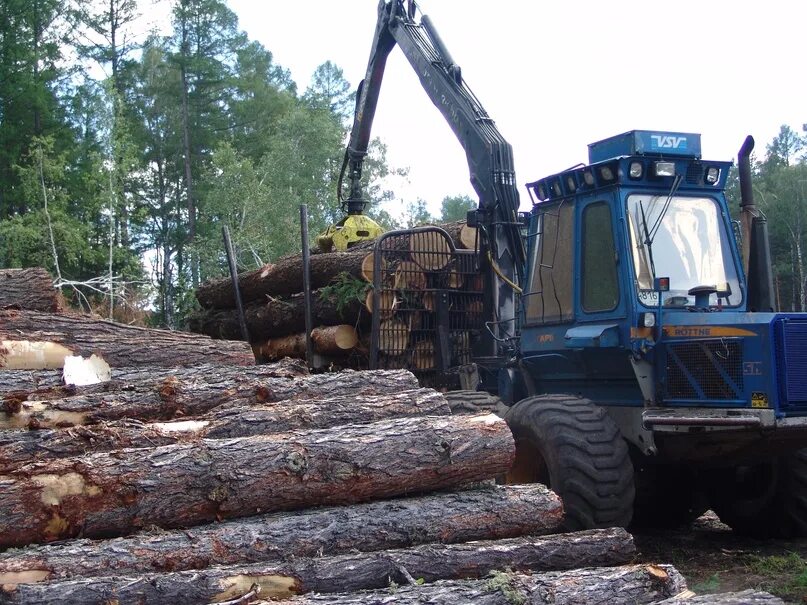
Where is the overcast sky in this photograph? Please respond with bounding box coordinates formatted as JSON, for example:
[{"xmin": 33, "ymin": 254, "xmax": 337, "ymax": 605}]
[{"xmin": 186, "ymin": 1, "xmax": 807, "ymax": 214}]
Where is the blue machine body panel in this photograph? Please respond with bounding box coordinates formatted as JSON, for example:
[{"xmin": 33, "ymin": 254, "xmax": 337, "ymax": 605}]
[
  {"xmin": 517, "ymin": 134, "xmax": 807, "ymax": 421},
  {"xmin": 588, "ymin": 130, "xmax": 702, "ymax": 163}
]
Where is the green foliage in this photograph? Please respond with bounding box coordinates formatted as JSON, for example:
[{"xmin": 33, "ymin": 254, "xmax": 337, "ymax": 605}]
[
  {"xmin": 318, "ymin": 272, "xmax": 370, "ymax": 314},
  {"xmin": 402, "ymin": 198, "xmax": 436, "ymax": 228},
  {"xmin": 440, "ymin": 194, "xmax": 475, "ymax": 222}
]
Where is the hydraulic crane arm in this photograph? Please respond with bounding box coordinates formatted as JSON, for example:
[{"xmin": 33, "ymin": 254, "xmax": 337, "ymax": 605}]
[{"xmin": 340, "ymin": 0, "xmax": 526, "ymax": 351}]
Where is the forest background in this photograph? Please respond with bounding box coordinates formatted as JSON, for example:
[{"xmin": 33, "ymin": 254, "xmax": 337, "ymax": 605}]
[{"xmin": 0, "ymin": 0, "xmax": 804, "ymax": 327}]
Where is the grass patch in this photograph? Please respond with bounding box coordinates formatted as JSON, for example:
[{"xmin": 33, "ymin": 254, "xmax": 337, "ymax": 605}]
[{"xmin": 746, "ymin": 552, "xmax": 807, "ymax": 600}]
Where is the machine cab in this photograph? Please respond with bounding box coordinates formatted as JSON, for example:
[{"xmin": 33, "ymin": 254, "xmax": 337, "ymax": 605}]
[{"xmin": 518, "ymin": 131, "xmax": 743, "ymax": 406}]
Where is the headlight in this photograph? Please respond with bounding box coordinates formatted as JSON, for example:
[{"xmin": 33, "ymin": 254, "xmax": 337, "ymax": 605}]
[
  {"xmin": 654, "ymin": 161, "xmax": 676, "ymax": 177},
  {"xmin": 705, "ymin": 166, "xmax": 720, "ymax": 185}
]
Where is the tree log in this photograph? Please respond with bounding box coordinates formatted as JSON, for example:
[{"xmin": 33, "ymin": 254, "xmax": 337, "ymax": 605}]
[
  {"xmin": 430, "ymin": 220, "xmax": 478, "ymax": 251},
  {"xmin": 0, "ymin": 388, "xmax": 449, "ymax": 472},
  {"xmin": 0, "ymin": 414, "xmax": 514, "ymax": 548},
  {"xmin": 0, "ymin": 484, "xmax": 562, "ymax": 580},
  {"xmin": 254, "ymin": 326, "xmax": 359, "ymax": 361},
  {"xmin": 187, "ymin": 289, "xmax": 368, "ymax": 342},
  {"xmin": 0, "ymin": 369, "xmax": 420, "ymax": 430},
  {"xmin": 282, "ymin": 565, "xmax": 686, "ymax": 605},
  {"xmin": 410, "ymin": 230, "xmax": 452, "ymax": 270},
  {"xmin": 412, "ymin": 339, "xmax": 435, "ymax": 370},
  {"xmin": 393, "ymin": 261, "xmax": 427, "ymax": 290},
  {"xmin": 0, "ymin": 310, "xmax": 254, "ymax": 368},
  {"xmin": 651, "ymin": 590, "xmax": 785, "ymax": 604},
  {"xmin": 0, "ymin": 359, "xmax": 308, "ymax": 403},
  {"xmin": 378, "ymin": 319, "xmax": 409, "ymax": 354},
  {"xmin": 0, "ymin": 269, "xmax": 63, "ymax": 313},
  {"xmin": 364, "ymin": 289, "xmax": 397, "ymax": 319},
  {"xmin": 0, "ymin": 530, "xmax": 637, "ymax": 603},
  {"xmin": 196, "ymin": 251, "xmax": 372, "ymax": 309}
]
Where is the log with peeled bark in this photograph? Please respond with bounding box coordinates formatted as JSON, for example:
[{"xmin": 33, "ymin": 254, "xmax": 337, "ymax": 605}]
[
  {"xmin": 0, "ymin": 368, "xmax": 419, "ymax": 430},
  {"xmin": 0, "ymin": 310, "xmax": 254, "ymax": 369},
  {"xmin": 187, "ymin": 288, "xmax": 368, "ymax": 342},
  {"xmin": 196, "ymin": 250, "xmax": 372, "ymax": 309},
  {"xmin": 254, "ymin": 325, "xmax": 359, "ymax": 361},
  {"xmin": 0, "ymin": 414, "xmax": 514, "ymax": 548},
  {"xmin": 0, "ymin": 484, "xmax": 562, "ymax": 581},
  {"xmin": 0, "ymin": 359, "xmax": 308, "ymax": 401},
  {"xmin": 0, "ymin": 530, "xmax": 637, "ymax": 604},
  {"xmin": 0, "ymin": 268, "xmax": 63, "ymax": 313},
  {"xmin": 0, "ymin": 388, "xmax": 450, "ymax": 472},
  {"xmin": 281, "ymin": 565, "xmax": 685, "ymax": 605}
]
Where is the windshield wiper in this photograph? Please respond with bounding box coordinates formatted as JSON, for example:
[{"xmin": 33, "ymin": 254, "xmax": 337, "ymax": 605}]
[
  {"xmin": 639, "ymin": 200, "xmax": 657, "ymax": 280},
  {"xmin": 648, "ymin": 174, "xmax": 683, "ymax": 242}
]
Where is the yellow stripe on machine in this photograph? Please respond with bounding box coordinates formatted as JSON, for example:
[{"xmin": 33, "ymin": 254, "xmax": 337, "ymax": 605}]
[{"xmin": 661, "ymin": 326, "xmax": 757, "ymax": 338}]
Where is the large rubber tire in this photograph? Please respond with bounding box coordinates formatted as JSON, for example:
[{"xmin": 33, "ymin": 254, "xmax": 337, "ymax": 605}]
[
  {"xmin": 631, "ymin": 463, "xmax": 708, "ymax": 529},
  {"xmin": 504, "ymin": 395, "xmax": 635, "ymax": 530},
  {"xmin": 707, "ymin": 449, "xmax": 807, "ymax": 538}
]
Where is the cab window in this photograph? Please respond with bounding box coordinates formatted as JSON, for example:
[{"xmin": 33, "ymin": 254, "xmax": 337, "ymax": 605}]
[
  {"xmin": 581, "ymin": 202, "xmax": 619, "ymax": 312},
  {"xmin": 525, "ymin": 200, "xmax": 574, "ymax": 324}
]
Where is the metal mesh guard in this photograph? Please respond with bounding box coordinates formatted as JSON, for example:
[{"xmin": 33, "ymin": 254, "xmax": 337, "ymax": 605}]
[
  {"xmin": 665, "ymin": 339, "xmax": 744, "ymax": 401},
  {"xmin": 370, "ymin": 227, "xmax": 483, "ymax": 384}
]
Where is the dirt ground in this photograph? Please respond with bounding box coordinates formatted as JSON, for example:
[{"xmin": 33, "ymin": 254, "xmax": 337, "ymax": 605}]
[{"xmin": 633, "ymin": 512, "xmax": 807, "ymax": 603}]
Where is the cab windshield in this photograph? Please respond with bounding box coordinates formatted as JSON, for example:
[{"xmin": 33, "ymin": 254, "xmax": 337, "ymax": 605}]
[{"xmin": 626, "ymin": 194, "xmax": 741, "ymax": 307}]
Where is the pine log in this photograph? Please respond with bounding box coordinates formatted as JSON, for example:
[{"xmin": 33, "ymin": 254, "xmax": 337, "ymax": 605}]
[
  {"xmin": 0, "ymin": 484, "xmax": 561, "ymax": 580},
  {"xmin": 412, "ymin": 339, "xmax": 435, "ymax": 370},
  {"xmin": 0, "ymin": 388, "xmax": 449, "ymax": 472},
  {"xmin": 433, "ymin": 220, "xmax": 478, "ymax": 251},
  {"xmin": 0, "ymin": 369, "xmax": 420, "ymax": 430},
  {"xmin": 0, "ymin": 530, "xmax": 637, "ymax": 603},
  {"xmin": 281, "ymin": 564, "xmax": 686, "ymax": 605},
  {"xmin": 393, "ymin": 260, "xmax": 427, "ymax": 290},
  {"xmin": 187, "ymin": 289, "xmax": 367, "ymax": 342},
  {"xmin": 0, "ymin": 359, "xmax": 308, "ymax": 402},
  {"xmin": 254, "ymin": 326, "xmax": 359, "ymax": 361},
  {"xmin": 0, "ymin": 414, "xmax": 514, "ymax": 548},
  {"xmin": 0, "ymin": 268, "xmax": 63, "ymax": 313},
  {"xmin": 196, "ymin": 251, "xmax": 372, "ymax": 309},
  {"xmin": 0, "ymin": 310, "xmax": 254, "ymax": 368},
  {"xmin": 410, "ymin": 230, "xmax": 452, "ymax": 270},
  {"xmin": 364, "ymin": 289, "xmax": 397, "ymax": 319},
  {"xmin": 378, "ymin": 318, "xmax": 409, "ymax": 354},
  {"xmin": 652, "ymin": 590, "xmax": 785, "ymax": 604}
]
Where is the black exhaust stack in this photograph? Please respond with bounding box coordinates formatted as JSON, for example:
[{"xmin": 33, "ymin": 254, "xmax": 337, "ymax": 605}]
[{"xmin": 738, "ymin": 136, "xmax": 775, "ymax": 312}]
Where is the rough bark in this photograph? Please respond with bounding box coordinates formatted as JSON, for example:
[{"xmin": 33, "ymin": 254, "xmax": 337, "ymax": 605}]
[
  {"xmin": 0, "ymin": 269, "xmax": 63, "ymax": 313},
  {"xmin": 196, "ymin": 251, "xmax": 371, "ymax": 309},
  {"xmin": 1, "ymin": 369, "xmax": 419, "ymax": 430},
  {"xmin": 0, "ymin": 530, "xmax": 636, "ymax": 603},
  {"xmin": 0, "ymin": 414, "xmax": 514, "ymax": 548},
  {"xmin": 0, "ymin": 310, "xmax": 254, "ymax": 368},
  {"xmin": 187, "ymin": 289, "xmax": 368, "ymax": 342},
  {"xmin": 0, "ymin": 359, "xmax": 308, "ymax": 400},
  {"xmin": 0, "ymin": 388, "xmax": 449, "ymax": 472},
  {"xmin": 282, "ymin": 564, "xmax": 686, "ymax": 605},
  {"xmin": 0, "ymin": 484, "xmax": 561, "ymax": 580},
  {"xmin": 651, "ymin": 590, "xmax": 785, "ymax": 604}
]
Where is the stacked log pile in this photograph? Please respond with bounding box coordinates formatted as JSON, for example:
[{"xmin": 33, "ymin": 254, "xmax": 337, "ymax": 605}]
[
  {"xmin": 0, "ymin": 362, "xmax": 755, "ymax": 604},
  {"xmin": 189, "ymin": 221, "xmax": 482, "ymax": 373}
]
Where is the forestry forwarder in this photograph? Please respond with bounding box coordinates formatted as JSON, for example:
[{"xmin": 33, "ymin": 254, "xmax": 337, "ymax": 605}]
[{"xmin": 345, "ymin": 0, "xmax": 807, "ymax": 538}]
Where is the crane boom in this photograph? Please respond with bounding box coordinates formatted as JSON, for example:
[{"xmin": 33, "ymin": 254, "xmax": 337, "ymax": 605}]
[{"xmin": 340, "ymin": 0, "xmax": 525, "ymax": 353}]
